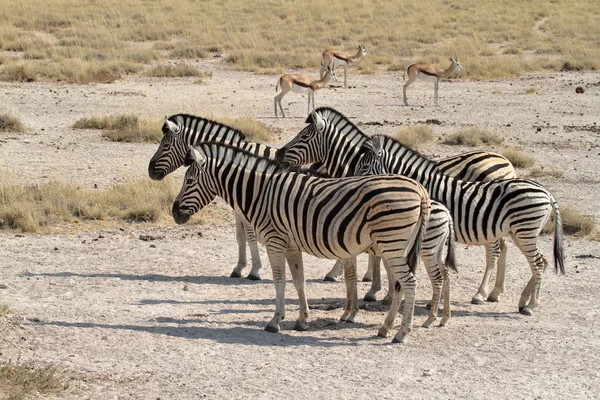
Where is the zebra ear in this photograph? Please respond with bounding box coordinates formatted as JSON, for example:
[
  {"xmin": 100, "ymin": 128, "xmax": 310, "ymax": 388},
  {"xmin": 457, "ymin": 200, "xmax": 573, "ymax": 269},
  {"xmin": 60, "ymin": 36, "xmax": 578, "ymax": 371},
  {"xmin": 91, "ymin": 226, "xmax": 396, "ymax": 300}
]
[
  {"xmin": 164, "ymin": 119, "xmax": 179, "ymax": 134},
  {"xmin": 312, "ymin": 110, "xmax": 326, "ymax": 133},
  {"xmin": 184, "ymin": 146, "xmax": 206, "ymax": 168}
]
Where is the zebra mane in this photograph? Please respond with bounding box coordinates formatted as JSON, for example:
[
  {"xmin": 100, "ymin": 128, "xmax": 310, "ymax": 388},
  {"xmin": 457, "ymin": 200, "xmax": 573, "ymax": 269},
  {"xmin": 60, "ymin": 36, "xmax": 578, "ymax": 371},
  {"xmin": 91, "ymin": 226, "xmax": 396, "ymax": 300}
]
[
  {"xmin": 306, "ymin": 107, "xmax": 370, "ymax": 141},
  {"xmin": 372, "ymin": 133, "xmax": 436, "ymax": 167},
  {"xmin": 165, "ymin": 113, "xmax": 249, "ymax": 143},
  {"xmin": 194, "ymin": 142, "xmax": 281, "ymax": 174}
]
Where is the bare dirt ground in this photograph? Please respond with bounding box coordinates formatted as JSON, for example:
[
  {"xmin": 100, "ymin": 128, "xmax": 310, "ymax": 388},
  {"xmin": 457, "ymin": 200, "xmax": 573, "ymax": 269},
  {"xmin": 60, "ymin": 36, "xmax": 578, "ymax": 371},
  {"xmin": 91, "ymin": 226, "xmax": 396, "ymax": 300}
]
[{"xmin": 1, "ymin": 59, "xmax": 599, "ymax": 399}]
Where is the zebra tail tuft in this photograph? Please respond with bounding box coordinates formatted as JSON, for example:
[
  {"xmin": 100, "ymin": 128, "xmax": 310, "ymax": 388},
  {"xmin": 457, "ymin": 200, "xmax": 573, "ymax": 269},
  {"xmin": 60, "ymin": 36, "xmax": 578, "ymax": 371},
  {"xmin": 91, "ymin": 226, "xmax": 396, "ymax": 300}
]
[
  {"xmin": 444, "ymin": 219, "xmax": 458, "ymax": 273},
  {"xmin": 552, "ymin": 198, "xmax": 565, "ymax": 275},
  {"xmin": 407, "ymin": 196, "xmax": 430, "ymax": 274}
]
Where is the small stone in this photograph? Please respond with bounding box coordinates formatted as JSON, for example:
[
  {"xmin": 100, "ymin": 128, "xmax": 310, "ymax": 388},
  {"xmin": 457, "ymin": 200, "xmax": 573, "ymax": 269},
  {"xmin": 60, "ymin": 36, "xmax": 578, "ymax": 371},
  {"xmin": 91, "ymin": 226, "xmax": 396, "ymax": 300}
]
[{"xmin": 575, "ymin": 86, "xmax": 585, "ymax": 94}]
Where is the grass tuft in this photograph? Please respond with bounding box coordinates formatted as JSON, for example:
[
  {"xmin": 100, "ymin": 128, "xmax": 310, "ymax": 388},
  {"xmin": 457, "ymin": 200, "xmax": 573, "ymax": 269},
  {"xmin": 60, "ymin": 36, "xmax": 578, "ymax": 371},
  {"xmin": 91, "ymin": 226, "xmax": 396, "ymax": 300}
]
[
  {"xmin": 213, "ymin": 115, "xmax": 276, "ymax": 143},
  {"xmin": 392, "ymin": 124, "xmax": 435, "ymax": 148},
  {"xmin": 502, "ymin": 148, "xmax": 535, "ymax": 168},
  {"xmin": 528, "ymin": 166, "xmax": 564, "ymax": 178},
  {"xmin": 145, "ymin": 64, "xmax": 211, "ymax": 78},
  {"xmin": 72, "ymin": 115, "xmax": 162, "ymax": 143},
  {"xmin": 0, "ymin": 360, "xmax": 67, "ymax": 400},
  {"xmin": 0, "ymin": 304, "xmax": 8, "ymax": 317},
  {"xmin": 443, "ymin": 128, "xmax": 504, "ymax": 147},
  {"xmin": 0, "ymin": 114, "xmax": 25, "ymax": 133},
  {"xmin": 543, "ymin": 205, "xmax": 596, "ymax": 236}
]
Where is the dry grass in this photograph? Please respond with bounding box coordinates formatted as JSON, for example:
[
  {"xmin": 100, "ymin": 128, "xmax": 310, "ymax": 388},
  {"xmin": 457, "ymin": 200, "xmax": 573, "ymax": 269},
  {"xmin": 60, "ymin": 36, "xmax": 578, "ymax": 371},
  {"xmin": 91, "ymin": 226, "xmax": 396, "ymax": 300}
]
[
  {"xmin": 213, "ymin": 115, "xmax": 276, "ymax": 143},
  {"xmin": 0, "ymin": 304, "xmax": 8, "ymax": 317},
  {"xmin": 0, "ymin": 114, "xmax": 25, "ymax": 133},
  {"xmin": 0, "ymin": 0, "xmax": 598, "ymax": 81},
  {"xmin": 543, "ymin": 205, "xmax": 596, "ymax": 237},
  {"xmin": 443, "ymin": 128, "xmax": 504, "ymax": 147},
  {"xmin": 145, "ymin": 64, "xmax": 211, "ymax": 79},
  {"xmin": 72, "ymin": 115, "xmax": 162, "ymax": 143},
  {"xmin": 528, "ymin": 166, "xmax": 564, "ymax": 178},
  {"xmin": 0, "ymin": 360, "xmax": 67, "ymax": 400},
  {"xmin": 392, "ymin": 124, "xmax": 435, "ymax": 149},
  {"xmin": 502, "ymin": 148, "xmax": 535, "ymax": 168}
]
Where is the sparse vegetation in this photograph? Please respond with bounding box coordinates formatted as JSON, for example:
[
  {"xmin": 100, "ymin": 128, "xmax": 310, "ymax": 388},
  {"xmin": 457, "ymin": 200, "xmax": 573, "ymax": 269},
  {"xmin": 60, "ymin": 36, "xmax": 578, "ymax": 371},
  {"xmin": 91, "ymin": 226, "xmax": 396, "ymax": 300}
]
[
  {"xmin": 543, "ymin": 205, "xmax": 596, "ymax": 236},
  {"xmin": 0, "ymin": 1, "xmax": 599, "ymax": 81},
  {"xmin": 72, "ymin": 115, "xmax": 162, "ymax": 143},
  {"xmin": 0, "ymin": 114, "xmax": 25, "ymax": 133},
  {"xmin": 529, "ymin": 166, "xmax": 564, "ymax": 178},
  {"xmin": 0, "ymin": 360, "xmax": 67, "ymax": 400},
  {"xmin": 0, "ymin": 304, "xmax": 8, "ymax": 317},
  {"xmin": 145, "ymin": 64, "xmax": 210, "ymax": 79},
  {"xmin": 214, "ymin": 115, "xmax": 276, "ymax": 143},
  {"xmin": 502, "ymin": 148, "xmax": 535, "ymax": 168},
  {"xmin": 392, "ymin": 124, "xmax": 435, "ymax": 148},
  {"xmin": 443, "ymin": 128, "xmax": 504, "ymax": 147},
  {"xmin": 525, "ymin": 87, "xmax": 540, "ymax": 94}
]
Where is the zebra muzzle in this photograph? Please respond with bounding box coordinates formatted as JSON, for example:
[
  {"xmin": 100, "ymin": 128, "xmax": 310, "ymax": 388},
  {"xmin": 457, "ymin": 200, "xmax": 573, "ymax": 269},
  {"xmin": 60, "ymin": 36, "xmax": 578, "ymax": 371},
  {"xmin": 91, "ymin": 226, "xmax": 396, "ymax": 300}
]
[{"xmin": 172, "ymin": 201, "xmax": 192, "ymax": 224}]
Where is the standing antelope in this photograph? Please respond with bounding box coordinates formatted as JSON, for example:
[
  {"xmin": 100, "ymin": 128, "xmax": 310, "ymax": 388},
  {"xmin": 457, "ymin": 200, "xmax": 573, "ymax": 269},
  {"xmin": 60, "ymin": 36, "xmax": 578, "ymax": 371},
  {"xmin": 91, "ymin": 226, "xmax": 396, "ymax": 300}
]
[
  {"xmin": 321, "ymin": 44, "xmax": 367, "ymax": 88},
  {"xmin": 274, "ymin": 62, "xmax": 337, "ymax": 118},
  {"xmin": 403, "ymin": 57, "xmax": 463, "ymax": 106}
]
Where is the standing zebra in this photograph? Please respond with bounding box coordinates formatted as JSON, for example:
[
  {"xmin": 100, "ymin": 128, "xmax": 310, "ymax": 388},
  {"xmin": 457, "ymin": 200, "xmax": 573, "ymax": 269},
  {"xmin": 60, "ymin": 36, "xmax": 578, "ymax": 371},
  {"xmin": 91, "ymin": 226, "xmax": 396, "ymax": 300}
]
[
  {"xmin": 277, "ymin": 107, "xmax": 517, "ymax": 305},
  {"xmin": 148, "ymin": 114, "xmax": 279, "ymax": 280},
  {"xmin": 172, "ymin": 141, "xmax": 431, "ymax": 343},
  {"xmin": 277, "ymin": 107, "xmax": 565, "ymax": 316},
  {"xmin": 354, "ymin": 137, "xmax": 457, "ymax": 327}
]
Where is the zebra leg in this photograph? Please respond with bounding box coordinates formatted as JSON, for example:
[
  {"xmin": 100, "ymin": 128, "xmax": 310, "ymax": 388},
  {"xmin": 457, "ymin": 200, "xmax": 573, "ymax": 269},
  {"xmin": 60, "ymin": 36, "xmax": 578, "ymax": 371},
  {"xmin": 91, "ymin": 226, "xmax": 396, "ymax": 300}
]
[
  {"xmin": 471, "ymin": 241, "xmax": 501, "ymax": 305},
  {"xmin": 439, "ymin": 268, "xmax": 451, "ymax": 327},
  {"xmin": 363, "ymin": 255, "xmax": 382, "ymax": 302},
  {"xmin": 381, "ymin": 258, "xmax": 394, "ymax": 306},
  {"xmin": 340, "ymin": 257, "xmax": 359, "ymax": 323},
  {"xmin": 286, "ymin": 249, "xmax": 309, "ymax": 331},
  {"xmin": 230, "ymin": 215, "xmax": 248, "ymax": 278},
  {"xmin": 362, "ymin": 255, "xmax": 374, "ymax": 282},
  {"xmin": 512, "ymin": 235, "xmax": 546, "ymax": 316},
  {"xmin": 377, "ymin": 280, "xmax": 403, "ymax": 338},
  {"xmin": 245, "ymin": 221, "xmax": 263, "ymax": 281},
  {"xmin": 324, "ymin": 260, "xmax": 344, "ymax": 282},
  {"xmin": 390, "ymin": 260, "xmax": 417, "ymax": 344},
  {"xmin": 488, "ymin": 238, "xmax": 508, "ymax": 302},
  {"xmin": 421, "ymin": 253, "xmax": 443, "ymax": 329},
  {"xmin": 265, "ymin": 249, "xmax": 287, "ymax": 333}
]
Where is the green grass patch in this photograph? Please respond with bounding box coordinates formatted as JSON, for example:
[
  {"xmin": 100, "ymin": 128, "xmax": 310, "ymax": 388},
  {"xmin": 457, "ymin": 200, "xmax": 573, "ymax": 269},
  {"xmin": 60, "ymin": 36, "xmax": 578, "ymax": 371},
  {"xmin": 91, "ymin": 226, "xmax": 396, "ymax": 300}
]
[
  {"xmin": 0, "ymin": 114, "xmax": 25, "ymax": 133},
  {"xmin": 392, "ymin": 124, "xmax": 435, "ymax": 149},
  {"xmin": 0, "ymin": 360, "xmax": 67, "ymax": 400},
  {"xmin": 443, "ymin": 128, "xmax": 504, "ymax": 147},
  {"xmin": 502, "ymin": 148, "xmax": 535, "ymax": 168}
]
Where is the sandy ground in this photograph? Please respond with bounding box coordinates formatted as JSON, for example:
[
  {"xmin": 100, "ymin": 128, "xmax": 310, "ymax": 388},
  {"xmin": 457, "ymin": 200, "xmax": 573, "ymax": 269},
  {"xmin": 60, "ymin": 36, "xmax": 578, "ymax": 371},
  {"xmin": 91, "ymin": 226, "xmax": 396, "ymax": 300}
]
[{"xmin": 1, "ymin": 59, "xmax": 600, "ymax": 399}]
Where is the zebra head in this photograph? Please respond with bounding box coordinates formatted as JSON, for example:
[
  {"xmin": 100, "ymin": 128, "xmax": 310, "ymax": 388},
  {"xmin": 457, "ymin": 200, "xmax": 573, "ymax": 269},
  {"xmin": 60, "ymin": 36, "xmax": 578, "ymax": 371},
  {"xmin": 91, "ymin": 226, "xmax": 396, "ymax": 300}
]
[
  {"xmin": 275, "ymin": 109, "xmax": 329, "ymax": 170},
  {"xmin": 353, "ymin": 136, "xmax": 386, "ymax": 177},
  {"xmin": 148, "ymin": 115, "xmax": 188, "ymax": 181},
  {"xmin": 172, "ymin": 146, "xmax": 218, "ymax": 224}
]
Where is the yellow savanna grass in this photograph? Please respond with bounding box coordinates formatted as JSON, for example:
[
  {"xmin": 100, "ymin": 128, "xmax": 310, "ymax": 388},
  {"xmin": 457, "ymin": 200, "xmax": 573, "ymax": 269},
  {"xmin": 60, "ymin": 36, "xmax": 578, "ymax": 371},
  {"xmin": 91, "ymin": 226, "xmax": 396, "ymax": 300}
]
[{"xmin": 0, "ymin": 360, "xmax": 67, "ymax": 400}]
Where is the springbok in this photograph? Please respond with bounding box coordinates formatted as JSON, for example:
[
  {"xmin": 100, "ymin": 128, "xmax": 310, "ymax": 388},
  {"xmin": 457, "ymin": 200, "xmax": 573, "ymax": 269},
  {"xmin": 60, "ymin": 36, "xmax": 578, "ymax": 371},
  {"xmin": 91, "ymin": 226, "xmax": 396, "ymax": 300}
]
[
  {"xmin": 403, "ymin": 57, "xmax": 463, "ymax": 106},
  {"xmin": 320, "ymin": 44, "xmax": 367, "ymax": 88},
  {"xmin": 274, "ymin": 62, "xmax": 336, "ymax": 118}
]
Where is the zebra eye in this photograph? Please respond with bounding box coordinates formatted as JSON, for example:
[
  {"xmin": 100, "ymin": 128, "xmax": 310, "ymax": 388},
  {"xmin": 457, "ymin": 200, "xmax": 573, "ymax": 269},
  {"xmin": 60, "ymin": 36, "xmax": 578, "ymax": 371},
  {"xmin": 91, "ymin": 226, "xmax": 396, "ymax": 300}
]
[{"xmin": 186, "ymin": 178, "xmax": 195, "ymax": 185}]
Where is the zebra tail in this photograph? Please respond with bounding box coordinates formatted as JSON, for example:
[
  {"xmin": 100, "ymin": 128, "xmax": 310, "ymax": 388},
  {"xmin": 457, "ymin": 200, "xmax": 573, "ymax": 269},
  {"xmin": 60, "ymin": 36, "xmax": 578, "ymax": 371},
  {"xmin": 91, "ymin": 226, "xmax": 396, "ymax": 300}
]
[
  {"xmin": 407, "ymin": 196, "xmax": 430, "ymax": 274},
  {"xmin": 444, "ymin": 219, "xmax": 458, "ymax": 273},
  {"xmin": 552, "ymin": 198, "xmax": 565, "ymax": 275}
]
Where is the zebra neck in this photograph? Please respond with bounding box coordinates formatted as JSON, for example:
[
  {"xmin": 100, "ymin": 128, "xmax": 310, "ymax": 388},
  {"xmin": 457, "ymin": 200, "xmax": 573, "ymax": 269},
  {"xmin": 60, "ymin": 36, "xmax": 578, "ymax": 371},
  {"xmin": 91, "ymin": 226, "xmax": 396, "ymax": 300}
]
[
  {"xmin": 183, "ymin": 117, "xmax": 247, "ymax": 147},
  {"xmin": 323, "ymin": 131, "xmax": 369, "ymax": 178}
]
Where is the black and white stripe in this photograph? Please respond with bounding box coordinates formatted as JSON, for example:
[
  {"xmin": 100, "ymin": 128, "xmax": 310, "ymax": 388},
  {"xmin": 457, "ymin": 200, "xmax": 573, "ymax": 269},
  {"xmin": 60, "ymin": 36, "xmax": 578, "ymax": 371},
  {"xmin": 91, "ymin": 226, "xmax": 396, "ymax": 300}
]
[
  {"xmin": 277, "ymin": 107, "xmax": 565, "ymax": 316},
  {"xmin": 148, "ymin": 114, "xmax": 277, "ymax": 280},
  {"xmin": 172, "ymin": 142, "xmax": 431, "ymax": 343}
]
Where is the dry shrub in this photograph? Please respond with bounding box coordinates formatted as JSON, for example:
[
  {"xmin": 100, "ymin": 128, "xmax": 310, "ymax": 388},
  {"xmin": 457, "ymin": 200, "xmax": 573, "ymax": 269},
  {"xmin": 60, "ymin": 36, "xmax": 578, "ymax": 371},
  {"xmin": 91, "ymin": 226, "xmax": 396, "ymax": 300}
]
[
  {"xmin": 0, "ymin": 178, "xmax": 179, "ymax": 232},
  {"xmin": 0, "ymin": 114, "xmax": 25, "ymax": 132},
  {"xmin": 502, "ymin": 148, "xmax": 535, "ymax": 168},
  {"xmin": 392, "ymin": 124, "xmax": 435, "ymax": 148},
  {"xmin": 525, "ymin": 87, "xmax": 540, "ymax": 95},
  {"xmin": 214, "ymin": 115, "xmax": 276, "ymax": 143},
  {"xmin": 528, "ymin": 166, "xmax": 564, "ymax": 178},
  {"xmin": 443, "ymin": 128, "xmax": 504, "ymax": 147},
  {"xmin": 0, "ymin": 360, "xmax": 67, "ymax": 400},
  {"xmin": 0, "ymin": 304, "xmax": 8, "ymax": 316},
  {"xmin": 145, "ymin": 64, "xmax": 210, "ymax": 78},
  {"xmin": 72, "ymin": 115, "xmax": 162, "ymax": 143},
  {"xmin": 543, "ymin": 205, "xmax": 596, "ymax": 236}
]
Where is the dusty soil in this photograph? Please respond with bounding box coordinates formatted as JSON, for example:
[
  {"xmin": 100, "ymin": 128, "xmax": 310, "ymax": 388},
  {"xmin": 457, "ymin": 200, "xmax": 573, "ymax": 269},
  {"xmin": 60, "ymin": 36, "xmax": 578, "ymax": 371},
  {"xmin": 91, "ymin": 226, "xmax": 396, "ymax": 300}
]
[{"xmin": 1, "ymin": 59, "xmax": 599, "ymax": 399}]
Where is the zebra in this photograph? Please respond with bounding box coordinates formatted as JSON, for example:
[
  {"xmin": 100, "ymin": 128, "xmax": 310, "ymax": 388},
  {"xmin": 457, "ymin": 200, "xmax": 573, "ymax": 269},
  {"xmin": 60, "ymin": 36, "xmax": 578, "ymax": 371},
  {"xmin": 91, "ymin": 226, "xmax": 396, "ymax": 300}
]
[
  {"xmin": 148, "ymin": 114, "xmax": 279, "ymax": 280},
  {"xmin": 172, "ymin": 141, "xmax": 431, "ymax": 343},
  {"xmin": 277, "ymin": 107, "xmax": 518, "ymax": 305},
  {"xmin": 353, "ymin": 137, "xmax": 457, "ymax": 327},
  {"xmin": 276, "ymin": 107, "xmax": 565, "ymax": 316}
]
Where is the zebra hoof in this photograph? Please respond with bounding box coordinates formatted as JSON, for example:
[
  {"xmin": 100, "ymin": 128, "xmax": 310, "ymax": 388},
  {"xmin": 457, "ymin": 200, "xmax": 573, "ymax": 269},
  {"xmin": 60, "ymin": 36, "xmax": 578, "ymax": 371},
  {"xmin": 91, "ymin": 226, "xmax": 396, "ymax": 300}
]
[
  {"xmin": 361, "ymin": 277, "xmax": 373, "ymax": 283},
  {"xmin": 323, "ymin": 275, "xmax": 338, "ymax": 282},
  {"xmin": 425, "ymin": 301, "xmax": 432, "ymax": 310},
  {"xmin": 487, "ymin": 296, "xmax": 499, "ymax": 303},
  {"xmin": 391, "ymin": 333, "xmax": 407, "ymax": 344},
  {"xmin": 382, "ymin": 297, "xmax": 393, "ymax": 306},
  {"xmin": 246, "ymin": 274, "xmax": 261, "ymax": 281},
  {"xmin": 519, "ymin": 307, "xmax": 533, "ymax": 316},
  {"xmin": 293, "ymin": 321, "xmax": 309, "ymax": 331},
  {"xmin": 377, "ymin": 327, "xmax": 390, "ymax": 338},
  {"xmin": 264, "ymin": 324, "xmax": 280, "ymax": 333},
  {"xmin": 363, "ymin": 294, "xmax": 377, "ymax": 302},
  {"xmin": 230, "ymin": 271, "xmax": 242, "ymax": 278}
]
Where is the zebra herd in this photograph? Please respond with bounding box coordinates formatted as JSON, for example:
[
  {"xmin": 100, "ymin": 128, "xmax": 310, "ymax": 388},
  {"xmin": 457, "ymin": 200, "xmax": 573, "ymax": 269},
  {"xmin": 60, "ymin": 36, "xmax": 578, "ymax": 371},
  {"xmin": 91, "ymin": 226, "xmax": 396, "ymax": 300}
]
[{"xmin": 148, "ymin": 107, "xmax": 565, "ymax": 344}]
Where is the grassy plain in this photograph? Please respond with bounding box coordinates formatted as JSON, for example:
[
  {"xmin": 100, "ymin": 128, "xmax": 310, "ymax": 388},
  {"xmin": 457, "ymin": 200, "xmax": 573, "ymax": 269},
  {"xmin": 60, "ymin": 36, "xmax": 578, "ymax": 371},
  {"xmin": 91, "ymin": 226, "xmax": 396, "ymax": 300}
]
[{"xmin": 0, "ymin": 0, "xmax": 599, "ymax": 82}]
